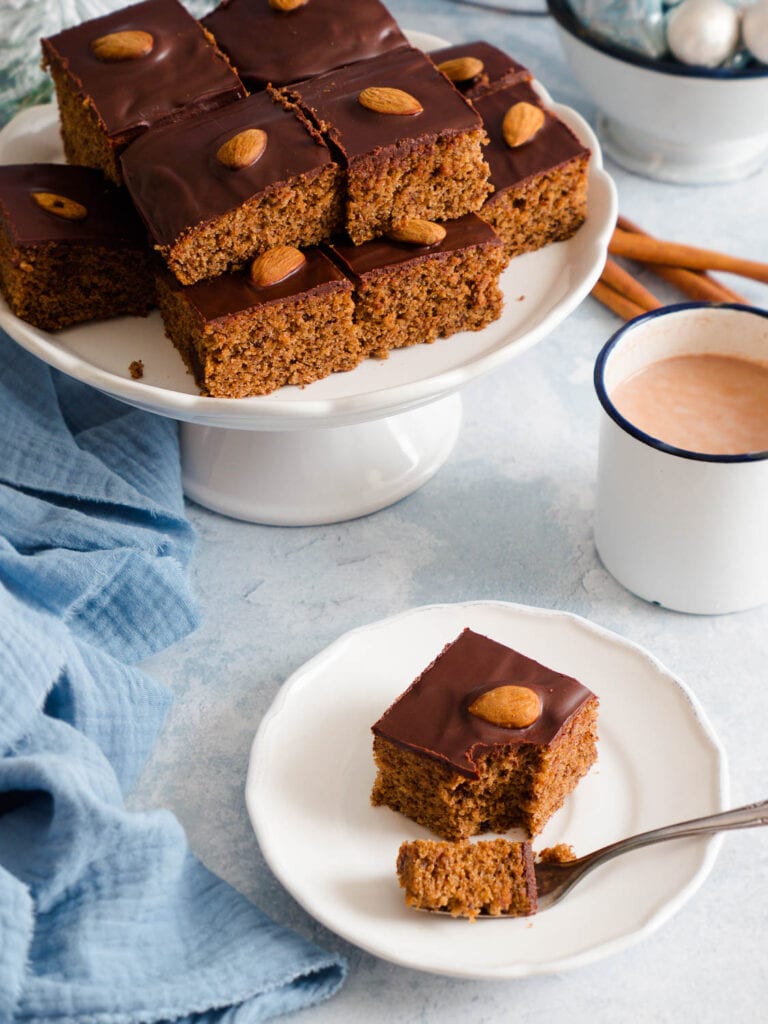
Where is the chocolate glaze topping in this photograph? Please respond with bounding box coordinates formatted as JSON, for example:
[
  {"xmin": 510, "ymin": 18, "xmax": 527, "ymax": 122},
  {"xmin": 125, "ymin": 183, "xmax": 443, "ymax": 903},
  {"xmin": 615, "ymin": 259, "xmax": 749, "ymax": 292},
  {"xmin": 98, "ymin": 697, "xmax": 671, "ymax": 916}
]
[
  {"xmin": 428, "ymin": 41, "xmax": 531, "ymax": 98},
  {"xmin": 0, "ymin": 164, "xmax": 147, "ymax": 248},
  {"xmin": 166, "ymin": 247, "xmax": 350, "ymax": 323},
  {"xmin": 282, "ymin": 47, "xmax": 483, "ymax": 164},
  {"xmin": 121, "ymin": 93, "xmax": 334, "ymax": 247},
  {"xmin": 328, "ymin": 213, "xmax": 501, "ymax": 281},
  {"xmin": 42, "ymin": 0, "xmax": 245, "ymax": 141},
  {"xmin": 203, "ymin": 0, "xmax": 408, "ymax": 91},
  {"xmin": 473, "ymin": 82, "xmax": 590, "ymax": 197},
  {"xmin": 372, "ymin": 628, "xmax": 597, "ymax": 778}
]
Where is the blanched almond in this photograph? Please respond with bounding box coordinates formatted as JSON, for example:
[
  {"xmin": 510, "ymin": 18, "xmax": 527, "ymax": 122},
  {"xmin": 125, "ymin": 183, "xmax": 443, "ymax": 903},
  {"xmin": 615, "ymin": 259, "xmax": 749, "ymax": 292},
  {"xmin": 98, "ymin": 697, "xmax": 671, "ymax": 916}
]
[
  {"xmin": 358, "ymin": 86, "xmax": 423, "ymax": 116},
  {"xmin": 216, "ymin": 128, "xmax": 268, "ymax": 170},
  {"xmin": 31, "ymin": 192, "xmax": 87, "ymax": 221},
  {"xmin": 91, "ymin": 30, "xmax": 154, "ymax": 62},
  {"xmin": 436, "ymin": 56, "xmax": 484, "ymax": 83},
  {"xmin": 468, "ymin": 685, "xmax": 542, "ymax": 729},
  {"xmin": 250, "ymin": 246, "xmax": 306, "ymax": 287},
  {"xmin": 502, "ymin": 101, "xmax": 545, "ymax": 148},
  {"xmin": 387, "ymin": 218, "xmax": 447, "ymax": 246}
]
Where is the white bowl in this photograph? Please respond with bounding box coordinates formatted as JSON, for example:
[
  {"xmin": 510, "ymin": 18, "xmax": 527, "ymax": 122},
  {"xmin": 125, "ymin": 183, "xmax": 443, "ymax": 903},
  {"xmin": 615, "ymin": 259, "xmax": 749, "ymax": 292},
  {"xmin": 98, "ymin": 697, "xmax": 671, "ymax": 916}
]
[{"xmin": 547, "ymin": 0, "xmax": 768, "ymax": 183}]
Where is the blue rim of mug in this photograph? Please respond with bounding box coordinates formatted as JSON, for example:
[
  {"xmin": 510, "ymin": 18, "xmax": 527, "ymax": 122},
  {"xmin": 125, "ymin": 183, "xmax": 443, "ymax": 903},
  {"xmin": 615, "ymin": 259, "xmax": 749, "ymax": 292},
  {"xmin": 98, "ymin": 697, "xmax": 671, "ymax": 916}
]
[
  {"xmin": 547, "ymin": 0, "xmax": 768, "ymax": 80},
  {"xmin": 594, "ymin": 302, "xmax": 768, "ymax": 464}
]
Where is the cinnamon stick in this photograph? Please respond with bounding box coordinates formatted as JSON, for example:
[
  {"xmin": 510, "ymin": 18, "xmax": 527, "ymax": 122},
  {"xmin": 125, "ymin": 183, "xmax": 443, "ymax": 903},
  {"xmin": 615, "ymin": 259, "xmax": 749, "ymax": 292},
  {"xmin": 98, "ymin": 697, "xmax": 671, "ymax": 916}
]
[
  {"xmin": 610, "ymin": 228, "xmax": 768, "ymax": 285},
  {"xmin": 591, "ymin": 280, "xmax": 646, "ymax": 321},
  {"xmin": 616, "ymin": 216, "xmax": 748, "ymax": 304},
  {"xmin": 601, "ymin": 258, "xmax": 662, "ymax": 312}
]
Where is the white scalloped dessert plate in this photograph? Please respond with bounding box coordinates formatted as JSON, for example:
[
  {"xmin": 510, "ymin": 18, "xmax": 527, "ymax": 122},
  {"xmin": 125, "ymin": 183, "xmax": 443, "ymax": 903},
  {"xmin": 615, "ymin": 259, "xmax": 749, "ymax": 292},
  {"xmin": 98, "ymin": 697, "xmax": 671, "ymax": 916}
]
[
  {"xmin": 246, "ymin": 601, "xmax": 727, "ymax": 979},
  {"xmin": 0, "ymin": 32, "xmax": 617, "ymax": 431}
]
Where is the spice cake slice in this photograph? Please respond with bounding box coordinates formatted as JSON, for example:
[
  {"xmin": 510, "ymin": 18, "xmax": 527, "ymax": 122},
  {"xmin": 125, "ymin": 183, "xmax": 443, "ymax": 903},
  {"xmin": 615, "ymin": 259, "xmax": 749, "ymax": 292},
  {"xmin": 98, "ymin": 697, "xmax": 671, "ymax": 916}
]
[
  {"xmin": 41, "ymin": 0, "xmax": 246, "ymax": 185},
  {"xmin": 0, "ymin": 164, "xmax": 154, "ymax": 331},
  {"xmin": 473, "ymin": 81, "xmax": 590, "ymax": 259},
  {"xmin": 327, "ymin": 213, "xmax": 506, "ymax": 358},
  {"xmin": 429, "ymin": 40, "xmax": 532, "ymax": 99},
  {"xmin": 122, "ymin": 92, "xmax": 342, "ymax": 285},
  {"xmin": 203, "ymin": 0, "xmax": 408, "ymax": 92},
  {"xmin": 275, "ymin": 47, "xmax": 492, "ymax": 245},
  {"xmin": 371, "ymin": 628, "xmax": 599, "ymax": 840},
  {"xmin": 396, "ymin": 839, "xmax": 538, "ymax": 920},
  {"xmin": 156, "ymin": 246, "xmax": 362, "ymax": 397}
]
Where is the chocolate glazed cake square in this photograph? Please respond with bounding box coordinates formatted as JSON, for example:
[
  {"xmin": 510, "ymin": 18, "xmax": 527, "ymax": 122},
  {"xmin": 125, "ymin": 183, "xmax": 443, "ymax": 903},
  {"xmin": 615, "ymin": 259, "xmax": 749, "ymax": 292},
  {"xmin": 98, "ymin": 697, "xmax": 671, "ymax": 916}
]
[
  {"xmin": 327, "ymin": 214, "xmax": 507, "ymax": 358},
  {"xmin": 122, "ymin": 92, "xmax": 342, "ymax": 285},
  {"xmin": 0, "ymin": 164, "xmax": 154, "ymax": 331},
  {"xmin": 275, "ymin": 47, "xmax": 492, "ymax": 244},
  {"xmin": 429, "ymin": 40, "xmax": 532, "ymax": 99},
  {"xmin": 203, "ymin": 0, "xmax": 409, "ymax": 92},
  {"xmin": 473, "ymin": 81, "xmax": 590, "ymax": 259},
  {"xmin": 41, "ymin": 0, "xmax": 246, "ymax": 184},
  {"xmin": 155, "ymin": 247, "xmax": 362, "ymax": 398},
  {"xmin": 371, "ymin": 628, "xmax": 599, "ymax": 839}
]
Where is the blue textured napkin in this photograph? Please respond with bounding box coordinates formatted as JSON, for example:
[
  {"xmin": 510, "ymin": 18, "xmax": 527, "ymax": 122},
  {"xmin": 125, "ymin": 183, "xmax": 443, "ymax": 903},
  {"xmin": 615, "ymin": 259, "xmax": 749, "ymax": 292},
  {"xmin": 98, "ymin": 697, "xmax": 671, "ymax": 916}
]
[{"xmin": 0, "ymin": 332, "xmax": 345, "ymax": 1023}]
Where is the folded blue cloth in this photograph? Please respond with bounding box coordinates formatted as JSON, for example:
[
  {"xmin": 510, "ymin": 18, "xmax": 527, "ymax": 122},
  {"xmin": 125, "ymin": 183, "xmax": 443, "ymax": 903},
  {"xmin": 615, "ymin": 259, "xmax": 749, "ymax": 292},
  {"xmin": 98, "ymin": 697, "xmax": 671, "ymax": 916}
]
[{"xmin": 0, "ymin": 333, "xmax": 345, "ymax": 1023}]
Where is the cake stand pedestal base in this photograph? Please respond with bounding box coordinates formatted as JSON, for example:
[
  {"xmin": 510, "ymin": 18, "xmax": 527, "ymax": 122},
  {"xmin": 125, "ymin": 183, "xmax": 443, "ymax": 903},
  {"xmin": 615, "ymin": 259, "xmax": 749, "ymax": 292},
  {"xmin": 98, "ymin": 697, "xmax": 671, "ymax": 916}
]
[{"xmin": 180, "ymin": 392, "xmax": 463, "ymax": 526}]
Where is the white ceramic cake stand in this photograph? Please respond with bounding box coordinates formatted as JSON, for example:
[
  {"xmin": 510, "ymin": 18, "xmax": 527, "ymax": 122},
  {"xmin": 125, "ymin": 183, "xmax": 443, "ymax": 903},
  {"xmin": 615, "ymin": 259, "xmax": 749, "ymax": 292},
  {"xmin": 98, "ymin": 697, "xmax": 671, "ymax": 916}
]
[{"xmin": 0, "ymin": 33, "xmax": 617, "ymax": 525}]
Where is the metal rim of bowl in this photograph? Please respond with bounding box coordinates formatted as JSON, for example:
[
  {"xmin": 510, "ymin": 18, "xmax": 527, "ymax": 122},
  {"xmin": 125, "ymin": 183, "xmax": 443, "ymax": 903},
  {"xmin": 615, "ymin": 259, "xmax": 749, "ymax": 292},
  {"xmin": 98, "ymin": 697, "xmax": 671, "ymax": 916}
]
[
  {"xmin": 593, "ymin": 302, "xmax": 768, "ymax": 465},
  {"xmin": 547, "ymin": 0, "xmax": 768, "ymax": 80}
]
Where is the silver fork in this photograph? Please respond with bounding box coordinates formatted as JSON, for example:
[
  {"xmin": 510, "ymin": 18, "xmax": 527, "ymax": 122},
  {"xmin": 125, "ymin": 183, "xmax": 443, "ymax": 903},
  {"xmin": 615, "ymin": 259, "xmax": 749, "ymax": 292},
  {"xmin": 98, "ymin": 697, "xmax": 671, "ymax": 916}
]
[
  {"xmin": 421, "ymin": 799, "xmax": 768, "ymax": 915},
  {"xmin": 534, "ymin": 799, "xmax": 768, "ymax": 911}
]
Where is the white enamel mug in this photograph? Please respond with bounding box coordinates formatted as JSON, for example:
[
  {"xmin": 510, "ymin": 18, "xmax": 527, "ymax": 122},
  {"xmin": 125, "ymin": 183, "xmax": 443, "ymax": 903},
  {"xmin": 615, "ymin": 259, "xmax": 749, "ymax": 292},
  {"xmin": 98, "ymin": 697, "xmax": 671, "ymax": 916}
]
[{"xmin": 594, "ymin": 303, "xmax": 768, "ymax": 615}]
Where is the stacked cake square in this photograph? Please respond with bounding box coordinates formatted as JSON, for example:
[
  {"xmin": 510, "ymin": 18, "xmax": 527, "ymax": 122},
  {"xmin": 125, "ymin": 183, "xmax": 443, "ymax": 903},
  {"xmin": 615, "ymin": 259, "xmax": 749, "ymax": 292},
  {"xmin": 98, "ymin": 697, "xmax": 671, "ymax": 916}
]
[{"xmin": 0, "ymin": 0, "xmax": 590, "ymax": 397}]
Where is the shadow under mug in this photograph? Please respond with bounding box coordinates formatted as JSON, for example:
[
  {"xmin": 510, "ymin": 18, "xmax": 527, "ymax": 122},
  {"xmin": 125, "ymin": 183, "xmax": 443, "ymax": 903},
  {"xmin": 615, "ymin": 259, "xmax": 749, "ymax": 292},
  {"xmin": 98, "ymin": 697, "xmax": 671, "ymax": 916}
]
[{"xmin": 593, "ymin": 303, "xmax": 768, "ymax": 615}]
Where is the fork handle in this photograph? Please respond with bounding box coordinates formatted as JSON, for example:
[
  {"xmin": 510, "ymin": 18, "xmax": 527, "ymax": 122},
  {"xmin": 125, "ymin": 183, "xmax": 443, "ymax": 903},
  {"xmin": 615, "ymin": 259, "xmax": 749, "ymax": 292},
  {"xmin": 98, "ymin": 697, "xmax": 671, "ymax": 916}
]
[{"xmin": 583, "ymin": 798, "xmax": 768, "ymax": 867}]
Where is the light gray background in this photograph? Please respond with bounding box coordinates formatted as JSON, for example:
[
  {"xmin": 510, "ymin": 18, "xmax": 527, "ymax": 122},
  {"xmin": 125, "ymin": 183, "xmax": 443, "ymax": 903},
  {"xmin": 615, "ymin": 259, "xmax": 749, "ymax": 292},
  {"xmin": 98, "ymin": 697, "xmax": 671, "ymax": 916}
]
[{"xmin": 137, "ymin": 3, "xmax": 768, "ymax": 1020}]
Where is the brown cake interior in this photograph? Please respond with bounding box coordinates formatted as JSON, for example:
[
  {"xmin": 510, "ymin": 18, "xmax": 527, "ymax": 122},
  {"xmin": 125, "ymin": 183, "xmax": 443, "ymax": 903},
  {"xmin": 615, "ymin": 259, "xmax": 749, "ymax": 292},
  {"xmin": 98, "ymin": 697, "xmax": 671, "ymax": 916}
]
[
  {"xmin": 372, "ymin": 694, "xmax": 598, "ymax": 840},
  {"xmin": 161, "ymin": 165, "xmax": 343, "ymax": 286},
  {"xmin": 480, "ymin": 155, "xmax": 589, "ymax": 260},
  {"xmin": 156, "ymin": 269, "xmax": 362, "ymax": 398},
  {"xmin": 343, "ymin": 129, "xmax": 492, "ymax": 246},
  {"xmin": 0, "ymin": 234, "xmax": 154, "ymax": 332},
  {"xmin": 396, "ymin": 838, "xmax": 538, "ymax": 919},
  {"xmin": 44, "ymin": 58, "xmax": 127, "ymax": 185},
  {"xmin": 352, "ymin": 240, "xmax": 505, "ymax": 357},
  {"xmin": 328, "ymin": 215, "xmax": 506, "ymax": 358}
]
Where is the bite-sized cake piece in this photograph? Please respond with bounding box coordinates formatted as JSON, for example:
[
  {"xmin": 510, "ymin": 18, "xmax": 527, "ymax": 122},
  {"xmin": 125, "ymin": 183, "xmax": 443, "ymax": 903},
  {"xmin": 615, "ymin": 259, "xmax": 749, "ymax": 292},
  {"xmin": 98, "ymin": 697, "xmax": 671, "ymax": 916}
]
[
  {"xmin": 396, "ymin": 839, "xmax": 538, "ymax": 920},
  {"xmin": 428, "ymin": 40, "xmax": 531, "ymax": 99},
  {"xmin": 371, "ymin": 628, "xmax": 599, "ymax": 840},
  {"xmin": 0, "ymin": 164, "xmax": 154, "ymax": 331},
  {"xmin": 473, "ymin": 81, "xmax": 590, "ymax": 258},
  {"xmin": 122, "ymin": 92, "xmax": 342, "ymax": 285},
  {"xmin": 276, "ymin": 47, "xmax": 492, "ymax": 245},
  {"xmin": 41, "ymin": 0, "xmax": 246, "ymax": 184},
  {"xmin": 203, "ymin": 0, "xmax": 408, "ymax": 92},
  {"xmin": 327, "ymin": 214, "xmax": 506, "ymax": 358},
  {"xmin": 156, "ymin": 246, "xmax": 362, "ymax": 397}
]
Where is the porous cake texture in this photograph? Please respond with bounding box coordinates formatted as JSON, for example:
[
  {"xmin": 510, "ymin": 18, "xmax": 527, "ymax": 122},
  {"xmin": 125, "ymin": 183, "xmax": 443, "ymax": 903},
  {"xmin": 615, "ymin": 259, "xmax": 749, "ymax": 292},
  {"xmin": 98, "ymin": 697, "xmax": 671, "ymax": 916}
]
[
  {"xmin": 371, "ymin": 628, "xmax": 599, "ymax": 840},
  {"xmin": 41, "ymin": 0, "xmax": 245, "ymax": 184},
  {"xmin": 429, "ymin": 40, "xmax": 532, "ymax": 99},
  {"xmin": 203, "ymin": 0, "xmax": 408, "ymax": 92},
  {"xmin": 276, "ymin": 47, "xmax": 492, "ymax": 244},
  {"xmin": 473, "ymin": 81, "xmax": 590, "ymax": 259},
  {"xmin": 122, "ymin": 92, "xmax": 342, "ymax": 285},
  {"xmin": 396, "ymin": 838, "xmax": 538, "ymax": 919},
  {"xmin": 0, "ymin": 164, "xmax": 154, "ymax": 331},
  {"xmin": 327, "ymin": 213, "xmax": 506, "ymax": 358},
  {"xmin": 156, "ymin": 247, "xmax": 362, "ymax": 397}
]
